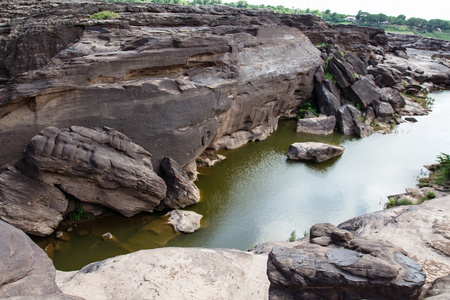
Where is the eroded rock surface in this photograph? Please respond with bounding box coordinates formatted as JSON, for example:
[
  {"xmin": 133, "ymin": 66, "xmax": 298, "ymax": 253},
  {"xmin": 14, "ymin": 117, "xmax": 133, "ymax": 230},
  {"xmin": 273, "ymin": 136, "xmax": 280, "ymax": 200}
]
[
  {"xmin": 286, "ymin": 142, "xmax": 344, "ymax": 163},
  {"xmin": 296, "ymin": 115, "xmax": 336, "ymax": 135},
  {"xmin": 0, "ymin": 0, "xmax": 322, "ymax": 170},
  {"xmin": 0, "ymin": 220, "xmax": 82, "ymax": 299},
  {"xmin": 267, "ymin": 223, "xmax": 425, "ymax": 300},
  {"xmin": 339, "ymin": 196, "xmax": 450, "ymax": 284},
  {"xmin": 0, "ymin": 126, "xmax": 200, "ymax": 235},
  {"xmin": 56, "ymin": 248, "xmax": 269, "ymax": 300}
]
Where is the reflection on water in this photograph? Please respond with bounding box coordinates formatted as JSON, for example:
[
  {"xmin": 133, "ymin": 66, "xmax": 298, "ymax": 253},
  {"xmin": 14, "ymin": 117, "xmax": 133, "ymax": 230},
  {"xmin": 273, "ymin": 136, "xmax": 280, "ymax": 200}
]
[{"xmin": 34, "ymin": 91, "xmax": 450, "ymax": 271}]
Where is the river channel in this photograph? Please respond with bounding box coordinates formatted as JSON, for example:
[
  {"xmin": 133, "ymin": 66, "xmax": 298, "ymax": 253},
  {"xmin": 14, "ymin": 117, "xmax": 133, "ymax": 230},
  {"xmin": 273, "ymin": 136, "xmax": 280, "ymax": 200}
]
[{"xmin": 34, "ymin": 90, "xmax": 450, "ymax": 271}]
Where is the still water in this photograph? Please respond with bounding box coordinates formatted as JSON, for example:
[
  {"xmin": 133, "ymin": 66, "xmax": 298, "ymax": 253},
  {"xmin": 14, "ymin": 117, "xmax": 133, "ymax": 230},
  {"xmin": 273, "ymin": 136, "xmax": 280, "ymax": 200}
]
[{"xmin": 34, "ymin": 91, "xmax": 450, "ymax": 271}]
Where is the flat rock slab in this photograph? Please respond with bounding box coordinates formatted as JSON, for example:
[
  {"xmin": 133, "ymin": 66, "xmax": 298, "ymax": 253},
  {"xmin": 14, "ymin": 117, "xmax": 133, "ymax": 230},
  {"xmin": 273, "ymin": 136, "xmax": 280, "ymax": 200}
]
[
  {"xmin": 56, "ymin": 248, "xmax": 269, "ymax": 300},
  {"xmin": 287, "ymin": 142, "xmax": 344, "ymax": 163}
]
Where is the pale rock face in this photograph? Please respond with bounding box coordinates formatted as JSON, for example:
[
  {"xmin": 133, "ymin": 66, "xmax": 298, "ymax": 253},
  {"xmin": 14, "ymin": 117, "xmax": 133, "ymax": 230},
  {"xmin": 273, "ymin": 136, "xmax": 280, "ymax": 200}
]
[
  {"xmin": 56, "ymin": 248, "xmax": 270, "ymax": 300},
  {"xmin": 166, "ymin": 210, "xmax": 202, "ymax": 233},
  {"xmin": 287, "ymin": 142, "xmax": 344, "ymax": 163}
]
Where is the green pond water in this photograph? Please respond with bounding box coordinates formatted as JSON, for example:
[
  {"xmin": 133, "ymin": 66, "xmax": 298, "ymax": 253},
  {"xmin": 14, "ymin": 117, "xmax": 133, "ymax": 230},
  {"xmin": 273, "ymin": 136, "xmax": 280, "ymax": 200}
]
[{"xmin": 33, "ymin": 91, "xmax": 450, "ymax": 271}]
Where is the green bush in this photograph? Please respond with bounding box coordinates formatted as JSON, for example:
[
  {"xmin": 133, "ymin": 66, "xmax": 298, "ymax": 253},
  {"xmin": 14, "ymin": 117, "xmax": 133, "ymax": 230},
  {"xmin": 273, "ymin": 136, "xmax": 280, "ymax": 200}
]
[
  {"xmin": 297, "ymin": 102, "xmax": 318, "ymax": 119},
  {"xmin": 288, "ymin": 230, "xmax": 297, "ymax": 242},
  {"xmin": 90, "ymin": 11, "xmax": 120, "ymax": 20},
  {"xmin": 398, "ymin": 198, "xmax": 414, "ymax": 206},
  {"xmin": 426, "ymin": 191, "xmax": 436, "ymax": 199},
  {"xmin": 384, "ymin": 196, "xmax": 398, "ymax": 209},
  {"xmin": 67, "ymin": 205, "xmax": 91, "ymax": 221}
]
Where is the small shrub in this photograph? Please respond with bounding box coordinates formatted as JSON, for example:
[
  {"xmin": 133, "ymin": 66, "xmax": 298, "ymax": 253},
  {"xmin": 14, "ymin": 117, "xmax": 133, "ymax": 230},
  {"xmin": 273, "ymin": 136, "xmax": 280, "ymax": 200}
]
[
  {"xmin": 426, "ymin": 191, "xmax": 436, "ymax": 199},
  {"xmin": 67, "ymin": 204, "xmax": 91, "ymax": 221},
  {"xmin": 417, "ymin": 196, "xmax": 428, "ymax": 204},
  {"xmin": 288, "ymin": 230, "xmax": 297, "ymax": 242},
  {"xmin": 298, "ymin": 102, "xmax": 318, "ymax": 119},
  {"xmin": 398, "ymin": 198, "xmax": 414, "ymax": 206},
  {"xmin": 303, "ymin": 230, "xmax": 309, "ymax": 237},
  {"xmin": 90, "ymin": 11, "xmax": 119, "ymax": 20},
  {"xmin": 384, "ymin": 196, "xmax": 398, "ymax": 209}
]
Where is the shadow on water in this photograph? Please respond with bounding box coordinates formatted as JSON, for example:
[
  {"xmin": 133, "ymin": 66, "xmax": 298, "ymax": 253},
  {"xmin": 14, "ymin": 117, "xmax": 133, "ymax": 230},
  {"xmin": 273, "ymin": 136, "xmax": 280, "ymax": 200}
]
[{"xmin": 33, "ymin": 90, "xmax": 450, "ymax": 271}]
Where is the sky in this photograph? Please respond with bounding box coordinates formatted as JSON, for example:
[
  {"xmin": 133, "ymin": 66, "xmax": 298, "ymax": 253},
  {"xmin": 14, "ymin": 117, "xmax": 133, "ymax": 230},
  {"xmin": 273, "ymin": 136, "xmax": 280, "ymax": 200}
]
[{"xmin": 232, "ymin": 0, "xmax": 449, "ymax": 21}]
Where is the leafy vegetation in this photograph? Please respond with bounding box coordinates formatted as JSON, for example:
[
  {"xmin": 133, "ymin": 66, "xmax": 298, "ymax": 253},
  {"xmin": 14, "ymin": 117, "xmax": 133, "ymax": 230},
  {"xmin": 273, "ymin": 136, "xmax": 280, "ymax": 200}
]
[
  {"xmin": 67, "ymin": 205, "xmax": 91, "ymax": 221},
  {"xmin": 384, "ymin": 196, "xmax": 414, "ymax": 209},
  {"xmin": 288, "ymin": 230, "xmax": 297, "ymax": 242},
  {"xmin": 90, "ymin": 11, "xmax": 120, "ymax": 20},
  {"xmin": 297, "ymin": 102, "xmax": 318, "ymax": 119}
]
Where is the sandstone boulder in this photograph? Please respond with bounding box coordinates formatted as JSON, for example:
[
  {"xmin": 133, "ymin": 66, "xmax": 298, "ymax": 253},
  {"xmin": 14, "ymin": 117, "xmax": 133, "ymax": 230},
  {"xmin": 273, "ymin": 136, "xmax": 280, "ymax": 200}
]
[
  {"xmin": 287, "ymin": 142, "xmax": 344, "ymax": 163},
  {"xmin": 296, "ymin": 115, "xmax": 336, "ymax": 135},
  {"xmin": 166, "ymin": 210, "xmax": 202, "ymax": 233},
  {"xmin": 0, "ymin": 220, "xmax": 81, "ymax": 299},
  {"xmin": 373, "ymin": 100, "xmax": 395, "ymax": 122},
  {"xmin": 327, "ymin": 54, "xmax": 356, "ymax": 89},
  {"xmin": 380, "ymin": 87, "xmax": 406, "ymax": 111},
  {"xmin": 267, "ymin": 223, "xmax": 425, "ymax": 300},
  {"xmin": 56, "ymin": 248, "xmax": 269, "ymax": 300},
  {"xmin": 315, "ymin": 80, "xmax": 341, "ymax": 116}
]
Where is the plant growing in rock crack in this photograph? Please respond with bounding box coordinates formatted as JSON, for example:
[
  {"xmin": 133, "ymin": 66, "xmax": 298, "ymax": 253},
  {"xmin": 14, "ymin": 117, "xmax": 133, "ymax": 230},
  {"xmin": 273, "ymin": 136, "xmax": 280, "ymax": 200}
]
[
  {"xmin": 384, "ymin": 196, "xmax": 398, "ymax": 209},
  {"xmin": 67, "ymin": 204, "xmax": 91, "ymax": 221},
  {"xmin": 90, "ymin": 11, "xmax": 119, "ymax": 20},
  {"xmin": 297, "ymin": 102, "xmax": 318, "ymax": 119}
]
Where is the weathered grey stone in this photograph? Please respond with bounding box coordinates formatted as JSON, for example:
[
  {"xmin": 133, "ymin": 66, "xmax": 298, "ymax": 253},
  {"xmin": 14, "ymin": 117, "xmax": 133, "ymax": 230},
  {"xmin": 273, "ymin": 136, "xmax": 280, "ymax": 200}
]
[
  {"xmin": 166, "ymin": 210, "xmax": 202, "ymax": 233},
  {"xmin": 373, "ymin": 100, "xmax": 395, "ymax": 122},
  {"xmin": 426, "ymin": 275, "xmax": 450, "ymax": 299},
  {"xmin": 157, "ymin": 157, "xmax": 200, "ymax": 210},
  {"xmin": 348, "ymin": 76, "xmax": 382, "ymax": 109},
  {"xmin": 56, "ymin": 248, "xmax": 269, "ymax": 300},
  {"xmin": 267, "ymin": 223, "xmax": 425, "ymax": 300},
  {"xmin": 296, "ymin": 115, "xmax": 336, "ymax": 135},
  {"xmin": 345, "ymin": 52, "xmax": 367, "ymax": 75},
  {"xmin": 339, "ymin": 196, "xmax": 450, "ymax": 283},
  {"xmin": 0, "ymin": 220, "xmax": 82, "ymax": 299},
  {"xmin": 316, "ymin": 80, "xmax": 341, "ymax": 116},
  {"xmin": 0, "ymin": 165, "xmax": 67, "ymax": 236},
  {"xmin": 287, "ymin": 142, "xmax": 344, "ymax": 163},
  {"xmin": 336, "ymin": 104, "xmax": 361, "ymax": 136},
  {"xmin": 327, "ymin": 55, "xmax": 356, "ymax": 89},
  {"xmin": 380, "ymin": 87, "xmax": 406, "ymax": 111},
  {"xmin": 310, "ymin": 222, "xmax": 353, "ymax": 244},
  {"xmin": 368, "ymin": 65, "xmax": 399, "ymax": 87}
]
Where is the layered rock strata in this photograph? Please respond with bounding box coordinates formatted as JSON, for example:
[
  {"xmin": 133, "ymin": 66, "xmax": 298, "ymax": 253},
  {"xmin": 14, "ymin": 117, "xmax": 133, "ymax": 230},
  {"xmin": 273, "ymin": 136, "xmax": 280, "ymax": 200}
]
[{"xmin": 0, "ymin": 0, "xmax": 322, "ymax": 170}]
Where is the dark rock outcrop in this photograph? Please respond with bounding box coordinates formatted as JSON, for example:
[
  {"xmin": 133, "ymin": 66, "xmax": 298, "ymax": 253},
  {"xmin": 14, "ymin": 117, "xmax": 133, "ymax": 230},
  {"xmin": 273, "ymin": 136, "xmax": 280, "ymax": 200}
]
[
  {"xmin": 286, "ymin": 142, "xmax": 344, "ymax": 163},
  {"xmin": 158, "ymin": 156, "xmax": 200, "ymax": 210},
  {"xmin": 387, "ymin": 32, "xmax": 450, "ymax": 52},
  {"xmin": 0, "ymin": 220, "xmax": 82, "ymax": 299},
  {"xmin": 347, "ymin": 76, "xmax": 382, "ymax": 109},
  {"xmin": 336, "ymin": 104, "xmax": 373, "ymax": 137},
  {"xmin": 267, "ymin": 223, "xmax": 425, "ymax": 300}
]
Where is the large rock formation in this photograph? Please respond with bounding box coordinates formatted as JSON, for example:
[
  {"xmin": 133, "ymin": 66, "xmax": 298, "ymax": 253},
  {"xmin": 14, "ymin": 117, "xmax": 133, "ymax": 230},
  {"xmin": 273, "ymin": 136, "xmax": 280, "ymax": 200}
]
[
  {"xmin": 339, "ymin": 196, "xmax": 450, "ymax": 285},
  {"xmin": 266, "ymin": 223, "xmax": 425, "ymax": 299},
  {"xmin": 0, "ymin": 0, "xmax": 322, "ymax": 170},
  {"xmin": 0, "ymin": 220, "xmax": 81, "ymax": 299},
  {"xmin": 56, "ymin": 248, "xmax": 269, "ymax": 300},
  {"xmin": 0, "ymin": 126, "xmax": 199, "ymax": 236}
]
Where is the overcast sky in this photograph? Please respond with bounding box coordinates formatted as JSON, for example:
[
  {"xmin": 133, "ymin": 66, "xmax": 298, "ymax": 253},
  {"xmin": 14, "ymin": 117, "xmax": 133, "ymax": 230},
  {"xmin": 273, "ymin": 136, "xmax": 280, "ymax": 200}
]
[{"xmin": 232, "ymin": 0, "xmax": 449, "ymax": 21}]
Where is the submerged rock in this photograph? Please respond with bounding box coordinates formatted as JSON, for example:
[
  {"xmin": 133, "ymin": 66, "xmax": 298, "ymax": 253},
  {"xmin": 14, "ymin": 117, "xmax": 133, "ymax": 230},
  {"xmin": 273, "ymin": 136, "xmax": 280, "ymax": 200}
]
[
  {"xmin": 287, "ymin": 142, "xmax": 344, "ymax": 163},
  {"xmin": 166, "ymin": 210, "xmax": 202, "ymax": 233}
]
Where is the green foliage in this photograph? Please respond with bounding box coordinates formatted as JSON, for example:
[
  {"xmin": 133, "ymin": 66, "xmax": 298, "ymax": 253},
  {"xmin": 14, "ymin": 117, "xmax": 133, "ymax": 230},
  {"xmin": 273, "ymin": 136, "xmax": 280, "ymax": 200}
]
[
  {"xmin": 288, "ymin": 230, "xmax": 297, "ymax": 242},
  {"xmin": 298, "ymin": 102, "xmax": 318, "ymax": 119},
  {"xmin": 303, "ymin": 230, "xmax": 309, "ymax": 237},
  {"xmin": 67, "ymin": 205, "xmax": 91, "ymax": 221},
  {"xmin": 427, "ymin": 191, "xmax": 436, "ymax": 199},
  {"xmin": 398, "ymin": 198, "xmax": 414, "ymax": 206},
  {"xmin": 384, "ymin": 197, "xmax": 398, "ymax": 209},
  {"xmin": 435, "ymin": 153, "xmax": 450, "ymax": 186},
  {"xmin": 90, "ymin": 11, "xmax": 120, "ymax": 20},
  {"xmin": 316, "ymin": 42, "xmax": 328, "ymax": 47}
]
